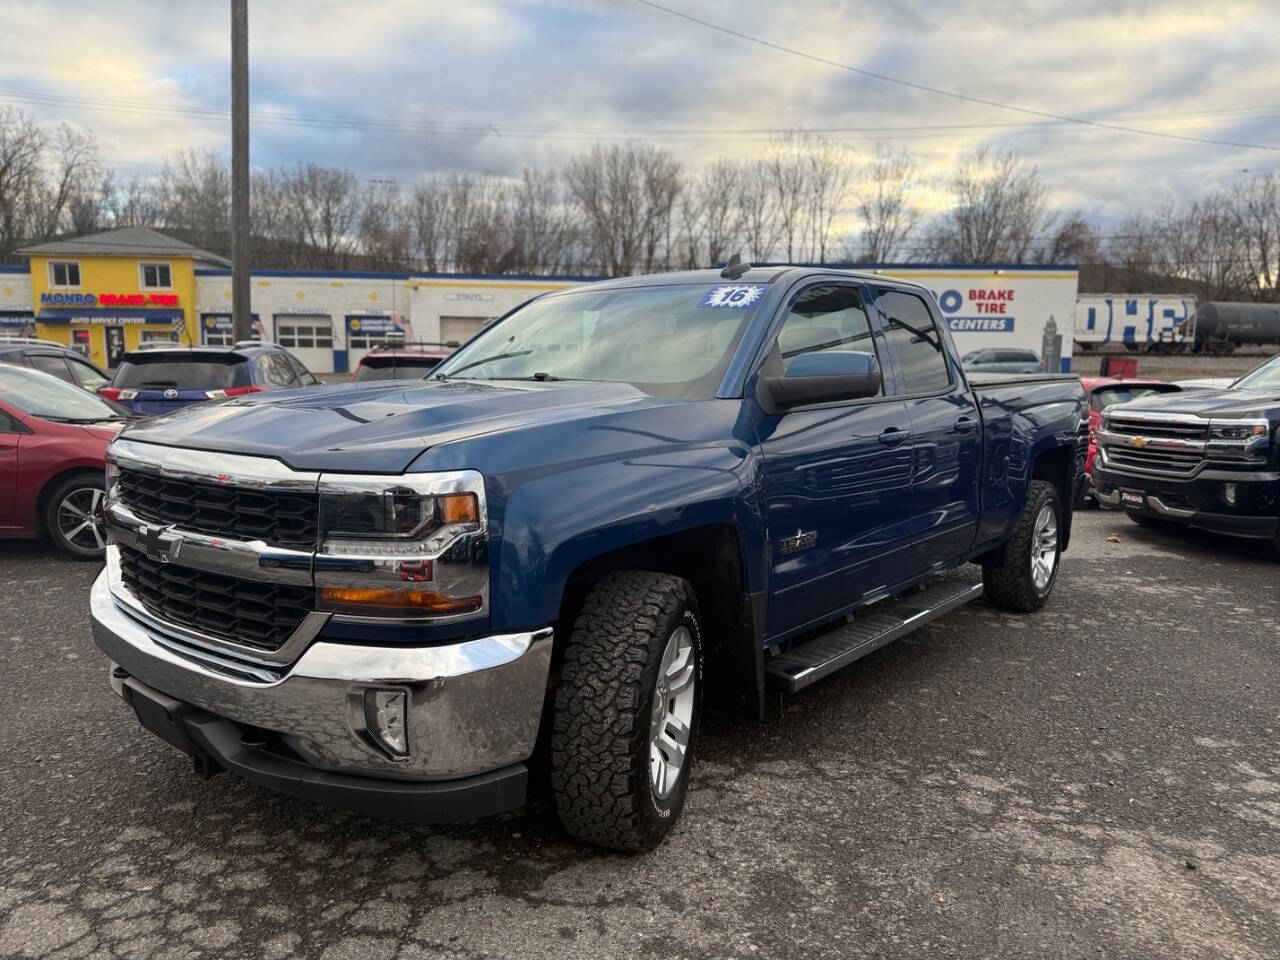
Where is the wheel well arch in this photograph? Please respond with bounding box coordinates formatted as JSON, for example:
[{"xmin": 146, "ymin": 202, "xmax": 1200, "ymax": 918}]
[
  {"xmin": 1031, "ymin": 443, "xmax": 1076, "ymax": 550},
  {"xmin": 555, "ymin": 523, "xmax": 764, "ymax": 719},
  {"xmin": 35, "ymin": 466, "xmax": 104, "ymax": 536}
]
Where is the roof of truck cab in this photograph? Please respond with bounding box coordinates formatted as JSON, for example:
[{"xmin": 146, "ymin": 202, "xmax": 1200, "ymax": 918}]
[{"xmin": 561, "ymin": 266, "xmax": 929, "ymax": 293}]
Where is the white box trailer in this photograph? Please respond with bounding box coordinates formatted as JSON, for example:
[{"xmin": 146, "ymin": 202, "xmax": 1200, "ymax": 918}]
[{"xmin": 1074, "ymin": 294, "xmax": 1196, "ymax": 352}]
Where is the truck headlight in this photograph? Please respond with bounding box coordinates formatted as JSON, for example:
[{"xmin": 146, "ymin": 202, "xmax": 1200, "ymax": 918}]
[
  {"xmin": 1208, "ymin": 420, "xmax": 1267, "ymax": 441},
  {"xmin": 105, "ymin": 450, "xmax": 121, "ymax": 501},
  {"xmin": 1207, "ymin": 419, "xmax": 1269, "ymax": 463},
  {"xmin": 315, "ymin": 471, "xmax": 488, "ymax": 620}
]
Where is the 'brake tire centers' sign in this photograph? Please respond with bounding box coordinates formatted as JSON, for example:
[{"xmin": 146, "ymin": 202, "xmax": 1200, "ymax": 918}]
[{"xmin": 699, "ymin": 285, "xmax": 765, "ymax": 308}]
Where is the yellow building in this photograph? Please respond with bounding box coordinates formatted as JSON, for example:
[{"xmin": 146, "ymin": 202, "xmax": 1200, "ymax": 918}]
[{"xmin": 18, "ymin": 226, "xmax": 230, "ymax": 369}]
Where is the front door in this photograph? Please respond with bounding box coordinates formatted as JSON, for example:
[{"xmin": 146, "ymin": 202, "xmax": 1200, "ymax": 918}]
[
  {"xmin": 754, "ymin": 281, "xmax": 917, "ymax": 641},
  {"xmin": 0, "ymin": 409, "xmax": 22, "ymax": 528},
  {"xmin": 874, "ymin": 287, "xmax": 982, "ymax": 575},
  {"xmin": 104, "ymin": 326, "xmax": 126, "ymax": 368}
]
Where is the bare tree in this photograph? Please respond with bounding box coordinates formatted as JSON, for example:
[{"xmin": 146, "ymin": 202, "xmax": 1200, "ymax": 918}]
[
  {"xmin": 805, "ymin": 139, "xmax": 855, "ymax": 262},
  {"xmin": 0, "ymin": 107, "xmax": 47, "ymax": 259},
  {"xmin": 738, "ymin": 160, "xmax": 778, "ymax": 263},
  {"xmin": 766, "ymin": 134, "xmax": 810, "ymax": 262},
  {"xmin": 922, "ymin": 146, "xmax": 1048, "ymax": 262},
  {"xmin": 277, "ymin": 163, "xmax": 361, "ymax": 269},
  {"xmin": 848, "ymin": 144, "xmax": 920, "ymax": 262},
  {"xmin": 1230, "ymin": 173, "xmax": 1280, "ymax": 301},
  {"xmin": 1041, "ymin": 211, "xmax": 1100, "ymax": 265},
  {"xmin": 509, "ymin": 168, "xmax": 573, "ymax": 274},
  {"xmin": 158, "ymin": 149, "xmax": 231, "ymax": 255},
  {"xmin": 565, "ymin": 143, "xmax": 682, "ymax": 275},
  {"xmin": 358, "ymin": 180, "xmax": 410, "ymax": 272}
]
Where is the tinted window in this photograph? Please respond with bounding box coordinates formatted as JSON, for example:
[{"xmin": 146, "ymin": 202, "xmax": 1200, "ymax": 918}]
[
  {"xmin": 113, "ymin": 356, "xmax": 251, "ymax": 389},
  {"xmin": 28, "ymin": 354, "xmax": 72, "ymax": 383},
  {"xmin": 67, "ymin": 357, "xmax": 109, "ymax": 390},
  {"xmin": 268, "ymin": 353, "xmax": 299, "ymax": 386},
  {"xmin": 284, "ymin": 353, "xmax": 319, "ymax": 385},
  {"xmin": 0, "ymin": 410, "xmax": 23, "ymax": 433},
  {"xmin": 878, "ymin": 290, "xmax": 951, "ymax": 394},
  {"xmin": 355, "ymin": 356, "xmax": 444, "ymax": 381},
  {"xmin": 1091, "ymin": 384, "xmax": 1180, "ymax": 410},
  {"xmin": 770, "ymin": 284, "xmax": 880, "ymax": 392}
]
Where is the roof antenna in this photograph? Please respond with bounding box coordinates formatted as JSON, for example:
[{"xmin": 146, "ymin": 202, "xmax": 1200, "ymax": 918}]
[{"xmin": 720, "ymin": 251, "xmax": 751, "ymax": 280}]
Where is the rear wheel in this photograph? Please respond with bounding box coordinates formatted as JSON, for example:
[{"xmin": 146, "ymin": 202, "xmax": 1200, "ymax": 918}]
[
  {"xmin": 44, "ymin": 474, "xmax": 106, "ymax": 560},
  {"xmin": 982, "ymin": 479, "xmax": 1061, "ymax": 613},
  {"xmin": 550, "ymin": 571, "xmax": 702, "ymax": 852}
]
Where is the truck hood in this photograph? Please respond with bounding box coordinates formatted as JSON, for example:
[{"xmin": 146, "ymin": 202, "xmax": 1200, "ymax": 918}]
[
  {"xmin": 116, "ymin": 379, "xmax": 686, "ymax": 473},
  {"xmin": 1110, "ymin": 388, "xmax": 1280, "ymax": 419}
]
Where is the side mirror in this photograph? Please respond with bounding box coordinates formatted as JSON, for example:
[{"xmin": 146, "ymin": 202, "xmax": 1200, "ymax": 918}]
[{"xmin": 758, "ymin": 350, "xmax": 882, "ymax": 413}]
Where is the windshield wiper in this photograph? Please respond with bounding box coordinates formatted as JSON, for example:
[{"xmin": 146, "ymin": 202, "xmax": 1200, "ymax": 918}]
[{"xmin": 435, "ymin": 349, "xmax": 533, "ymax": 379}]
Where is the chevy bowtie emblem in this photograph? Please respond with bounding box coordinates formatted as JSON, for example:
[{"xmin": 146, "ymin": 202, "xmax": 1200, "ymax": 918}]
[
  {"xmin": 1127, "ymin": 436, "xmax": 1150, "ymax": 448},
  {"xmin": 139, "ymin": 523, "xmax": 181, "ymax": 563}
]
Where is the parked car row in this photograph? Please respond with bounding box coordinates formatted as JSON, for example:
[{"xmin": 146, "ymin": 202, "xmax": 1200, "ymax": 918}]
[{"xmin": 0, "ymin": 336, "xmax": 464, "ymax": 557}]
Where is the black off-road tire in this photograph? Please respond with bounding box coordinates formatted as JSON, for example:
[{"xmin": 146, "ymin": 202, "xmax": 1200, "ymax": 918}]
[
  {"xmin": 982, "ymin": 479, "xmax": 1062, "ymax": 613},
  {"xmin": 550, "ymin": 571, "xmax": 703, "ymax": 852}
]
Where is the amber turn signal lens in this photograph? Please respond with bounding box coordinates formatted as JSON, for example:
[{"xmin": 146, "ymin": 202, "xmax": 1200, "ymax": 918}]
[
  {"xmin": 319, "ymin": 586, "xmax": 482, "ymax": 614},
  {"xmin": 439, "ymin": 492, "xmax": 479, "ymax": 525}
]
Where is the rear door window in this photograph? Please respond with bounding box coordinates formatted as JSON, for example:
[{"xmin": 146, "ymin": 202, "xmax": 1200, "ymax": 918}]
[
  {"xmin": 67, "ymin": 357, "xmax": 109, "ymax": 390},
  {"xmin": 28, "ymin": 354, "xmax": 73, "ymax": 383},
  {"xmin": 877, "ymin": 290, "xmax": 952, "ymax": 395}
]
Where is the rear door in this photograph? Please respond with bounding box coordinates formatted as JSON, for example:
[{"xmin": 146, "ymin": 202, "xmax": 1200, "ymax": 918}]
[
  {"xmin": 755, "ymin": 280, "xmax": 917, "ymax": 640},
  {"xmin": 874, "ymin": 287, "xmax": 982, "ymax": 575}
]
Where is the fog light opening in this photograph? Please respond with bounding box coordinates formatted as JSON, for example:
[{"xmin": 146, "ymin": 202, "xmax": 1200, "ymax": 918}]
[
  {"xmin": 364, "ymin": 689, "xmax": 409, "ymax": 758},
  {"xmin": 1224, "ymin": 483, "xmax": 1237, "ymax": 506}
]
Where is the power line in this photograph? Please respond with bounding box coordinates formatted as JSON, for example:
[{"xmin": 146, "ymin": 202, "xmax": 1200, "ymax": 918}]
[
  {"xmin": 627, "ymin": 0, "xmax": 1280, "ymax": 153},
  {"xmin": 5, "ymin": 85, "xmax": 1280, "ymax": 145}
]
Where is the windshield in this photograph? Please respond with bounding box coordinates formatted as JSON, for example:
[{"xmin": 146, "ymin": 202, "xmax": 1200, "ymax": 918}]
[
  {"xmin": 0, "ymin": 365, "xmax": 128, "ymax": 421},
  {"xmin": 1234, "ymin": 355, "xmax": 1280, "ymax": 390},
  {"xmin": 114, "ymin": 355, "xmax": 251, "ymax": 390},
  {"xmin": 355, "ymin": 356, "xmax": 444, "ymax": 381},
  {"xmin": 432, "ymin": 282, "xmax": 767, "ymax": 399},
  {"xmin": 1092, "ymin": 384, "xmax": 1180, "ymax": 410}
]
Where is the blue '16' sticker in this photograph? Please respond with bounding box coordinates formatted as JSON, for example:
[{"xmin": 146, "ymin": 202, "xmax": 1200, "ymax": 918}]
[{"xmin": 699, "ymin": 284, "xmax": 765, "ymax": 308}]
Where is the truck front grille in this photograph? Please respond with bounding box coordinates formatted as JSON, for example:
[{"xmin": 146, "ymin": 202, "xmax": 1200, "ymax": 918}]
[
  {"xmin": 118, "ymin": 467, "xmax": 317, "ymax": 549},
  {"xmin": 119, "ymin": 544, "xmax": 313, "ymax": 651},
  {"xmin": 1106, "ymin": 415, "xmax": 1207, "ymax": 440},
  {"xmin": 1102, "ymin": 445, "xmax": 1203, "ymax": 477}
]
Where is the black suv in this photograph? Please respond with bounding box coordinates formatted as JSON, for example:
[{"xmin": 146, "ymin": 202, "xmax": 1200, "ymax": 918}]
[{"xmin": 0, "ymin": 337, "xmax": 111, "ymax": 393}]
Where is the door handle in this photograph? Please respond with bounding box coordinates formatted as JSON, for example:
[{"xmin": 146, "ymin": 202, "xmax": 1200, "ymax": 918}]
[
  {"xmin": 953, "ymin": 416, "xmax": 978, "ymax": 433},
  {"xmin": 878, "ymin": 427, "xmax": 910, "ymax": 446}
]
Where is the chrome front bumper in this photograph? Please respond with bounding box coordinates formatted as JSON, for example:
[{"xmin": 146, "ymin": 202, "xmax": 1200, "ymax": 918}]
[{"xmin": 91, "ymin": 567, "xmax": 553, "ymax": 781}]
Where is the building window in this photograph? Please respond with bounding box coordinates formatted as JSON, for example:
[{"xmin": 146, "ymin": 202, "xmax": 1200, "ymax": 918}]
[
  {"xmin": 49, "ymin": 261, "xmax": 80, "ymax": 288},
  {"xmin": 204, "ymin": 330, "xmax": 234, "ymax": 346},
  {"xmin": 277, "ymin": 321, "xmax": 332, "ymax": 349},
  {"xmin": 140, "ymin": 330, "xmax": 179, "ymax": 344},
  {"xmin": 140, "ymin": 263, "xmax": 172, "ymax": 289}
]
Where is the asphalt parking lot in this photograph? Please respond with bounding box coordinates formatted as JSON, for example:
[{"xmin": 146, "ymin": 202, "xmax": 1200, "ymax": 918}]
[{"xmin": 1, "ymin": 510, "xmax": 1277, "ymax": 960}]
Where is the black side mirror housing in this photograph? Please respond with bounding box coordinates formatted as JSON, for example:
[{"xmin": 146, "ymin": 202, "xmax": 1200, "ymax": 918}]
[{"xmin": 758, "ymin": 350, "xmax": 882, "ymax": 413}]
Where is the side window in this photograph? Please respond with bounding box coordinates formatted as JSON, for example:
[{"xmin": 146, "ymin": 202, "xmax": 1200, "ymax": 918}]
[
  {"xmin": 0, "ymin": 410, "xmax": 24, "ymax": 433},
  {"xmin": 269, "ymin": 353, "xmax": 299, "ymax": 386},
  {"xmin": 253, "ymin": 355, "xmax": 278, "ymax": 386},
  {"xmin": 285, "ymin": 354, "xmax": 318, "ymax": 385},
  {"xmin": 28, "ymin": 354, "xmax": 73, "ymax": 383},
  {"xmin": 67, "ymin": 358, "xmax": 109, "ymax": 390},
  {"xmin": 877, "ymin": 290, "xmax": 951, "ymax": 395},
  {"xmin": 771, "ymin": 284, "xmax": 881, "ymax": 393}
]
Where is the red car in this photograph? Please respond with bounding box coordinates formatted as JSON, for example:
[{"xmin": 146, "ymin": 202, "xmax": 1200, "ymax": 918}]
[
  {"xmin": 1080, "ymin": 377, "xmax": 1183, "ymax": 503},
  {"xmin": 352, "ymin": 341, "xmax": 458, "ymax": 381},
  {"xmin": 0, "ymin": 365, "xmax": 129, "ymax": 558}
]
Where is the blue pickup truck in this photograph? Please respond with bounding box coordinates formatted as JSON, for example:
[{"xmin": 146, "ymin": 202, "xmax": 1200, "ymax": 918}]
[{"xmin": 91, "ymin": 266, "xmax": 1086, "ymax": 851}]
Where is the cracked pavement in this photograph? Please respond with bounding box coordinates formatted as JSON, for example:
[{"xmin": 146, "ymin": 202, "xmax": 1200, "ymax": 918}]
[{"xmin": 1, "ymin": 509, "xmax": 1277, "ymax": 959}]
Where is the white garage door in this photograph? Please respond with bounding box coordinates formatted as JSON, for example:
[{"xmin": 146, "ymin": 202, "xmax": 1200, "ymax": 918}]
[
  {"xmin": 441, "ymin": 316, "xmax": 488, "ymax": 347},
  {"xmin": 275, "ymin": 315, "xmax": 334, "ymax": 373}
]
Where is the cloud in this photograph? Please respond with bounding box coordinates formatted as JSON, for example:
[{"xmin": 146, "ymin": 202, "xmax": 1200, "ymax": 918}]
[{"xmin": 1, "ymin": 0, "xmax": 1277, "ymax": 225}]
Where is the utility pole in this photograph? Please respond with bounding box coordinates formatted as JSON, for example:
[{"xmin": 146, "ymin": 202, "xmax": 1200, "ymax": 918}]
[{"xmin": 230, "ymin": 0, "xmax": 251, "ymax": 343}]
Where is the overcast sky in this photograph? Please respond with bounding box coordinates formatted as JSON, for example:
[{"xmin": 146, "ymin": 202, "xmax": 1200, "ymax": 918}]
[{"xmin": 3, "ymin": 0, "xmax": 1278, "ymax": 224}]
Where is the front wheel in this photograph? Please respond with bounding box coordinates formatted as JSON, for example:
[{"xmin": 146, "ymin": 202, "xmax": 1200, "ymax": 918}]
[
  {"xmin": 982, "ymin": 479, "xmax": 1062, "ymax": 612},
  {"xmin": 550, "ymin": 571, "xmax": 703, "ymax": 852},
  {"xmin": 44, "ymin": 474, "xmax": 107, "ymax": 559}
]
